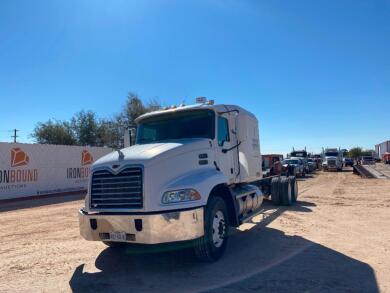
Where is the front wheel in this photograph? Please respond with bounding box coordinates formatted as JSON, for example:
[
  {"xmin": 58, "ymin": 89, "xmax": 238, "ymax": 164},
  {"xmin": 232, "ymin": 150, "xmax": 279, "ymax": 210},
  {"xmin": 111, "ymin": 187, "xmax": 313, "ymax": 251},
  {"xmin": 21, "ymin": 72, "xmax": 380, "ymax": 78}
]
[{"xmin": 194, "ymin": 197, "xmax": 229, "ymax": 262}]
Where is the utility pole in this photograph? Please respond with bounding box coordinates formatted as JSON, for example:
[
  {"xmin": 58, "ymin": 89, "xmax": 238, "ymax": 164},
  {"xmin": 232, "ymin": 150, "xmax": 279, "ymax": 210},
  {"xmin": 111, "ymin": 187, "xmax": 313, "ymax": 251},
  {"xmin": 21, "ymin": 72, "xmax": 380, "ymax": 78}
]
[{"xmin": 11, "ymin": 129, "xmax": 19, "ymax": 143}]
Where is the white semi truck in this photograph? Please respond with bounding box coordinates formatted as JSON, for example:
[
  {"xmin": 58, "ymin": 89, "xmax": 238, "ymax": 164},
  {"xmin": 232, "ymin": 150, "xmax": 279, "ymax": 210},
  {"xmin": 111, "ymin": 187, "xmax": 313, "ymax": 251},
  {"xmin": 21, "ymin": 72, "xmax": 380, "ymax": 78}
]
[
  {"xmin": 322, "ymin": 148, "xmax": 343, "ymax": 171},
  {"xmin": 79, "ymin": 101, "xmax": 298, "ymax": 261}
]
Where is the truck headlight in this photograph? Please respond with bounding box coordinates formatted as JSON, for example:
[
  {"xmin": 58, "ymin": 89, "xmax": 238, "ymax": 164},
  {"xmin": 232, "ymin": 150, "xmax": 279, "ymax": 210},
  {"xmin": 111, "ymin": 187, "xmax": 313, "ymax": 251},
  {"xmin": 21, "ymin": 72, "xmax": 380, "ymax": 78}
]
[{"xmin": 162, "ymin": 189, "xmax": 201, "ymax": 204}]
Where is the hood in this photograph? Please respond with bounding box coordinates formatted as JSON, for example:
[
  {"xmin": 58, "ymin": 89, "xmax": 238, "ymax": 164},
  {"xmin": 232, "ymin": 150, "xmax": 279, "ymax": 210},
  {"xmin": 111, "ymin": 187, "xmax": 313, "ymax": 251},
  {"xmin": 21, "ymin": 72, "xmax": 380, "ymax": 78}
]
[{"xmin": 93, "ymin": 138, "xmax": 211, "ymax": 169}]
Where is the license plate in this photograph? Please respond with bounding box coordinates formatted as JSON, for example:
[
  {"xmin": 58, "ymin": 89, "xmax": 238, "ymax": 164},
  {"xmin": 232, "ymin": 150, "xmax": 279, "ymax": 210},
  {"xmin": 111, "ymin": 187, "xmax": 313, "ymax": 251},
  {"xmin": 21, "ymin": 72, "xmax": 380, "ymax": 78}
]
[{"xmin": 109, "ymin": 232, "xmax": 127, "ymax": 242}]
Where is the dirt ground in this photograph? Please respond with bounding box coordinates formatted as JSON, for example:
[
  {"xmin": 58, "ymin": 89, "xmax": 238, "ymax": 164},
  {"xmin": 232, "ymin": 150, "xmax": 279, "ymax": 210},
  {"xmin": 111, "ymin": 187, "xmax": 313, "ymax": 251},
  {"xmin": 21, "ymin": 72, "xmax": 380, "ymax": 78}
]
[{"xmin": 1, "ymin": 169, "xmax": 390, "ymax": 293}]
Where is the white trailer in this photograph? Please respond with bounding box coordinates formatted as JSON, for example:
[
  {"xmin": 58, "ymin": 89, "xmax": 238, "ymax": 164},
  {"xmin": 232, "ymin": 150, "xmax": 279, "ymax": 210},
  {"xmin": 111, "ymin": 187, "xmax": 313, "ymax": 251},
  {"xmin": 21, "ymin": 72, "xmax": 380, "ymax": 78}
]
[
  {"xmin": 376, "ymin": 141, "xmax": 390, "ymax": 159},
  {"xmin": 79, "ymin": 101, "xmax": 298, "ymax": 261}
]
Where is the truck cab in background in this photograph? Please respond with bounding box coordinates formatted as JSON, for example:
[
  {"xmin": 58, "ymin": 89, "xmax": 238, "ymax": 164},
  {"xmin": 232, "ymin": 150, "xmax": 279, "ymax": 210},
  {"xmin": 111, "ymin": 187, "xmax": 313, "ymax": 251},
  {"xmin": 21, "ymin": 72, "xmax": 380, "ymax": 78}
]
[
  {"xmin": 281, "ymin": 158, "xmax": 304, "ymax": 177},
  {"xmin": 306, "ymin": 158, "xmax": 317, "ymax": 172},
  {"xmin": 312, "ymin": 154, "xmax": 323, "ymax": 169},
  {"xmin": 343, "ymin": 157, "xmax": 354, "ymax": 167},
  {"xmin": 361, "ymin": 156, "xmax": 375, "ymax": 165},
  {"xmin": 78, "ymin": 101, "xmax": 298, "ymax": 261},
  {"xmin": 290, "ymin": 149, "xmax": 310, "ymax": 174},
  {"xmin": 322, "ymin": 148, "xmax": 343, "ymax": 171}
]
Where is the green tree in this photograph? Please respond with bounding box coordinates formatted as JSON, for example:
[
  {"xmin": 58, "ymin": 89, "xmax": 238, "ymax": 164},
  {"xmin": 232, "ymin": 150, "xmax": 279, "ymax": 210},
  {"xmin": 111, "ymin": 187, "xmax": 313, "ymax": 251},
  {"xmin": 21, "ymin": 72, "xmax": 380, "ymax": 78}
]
[
  {"xmin": 97, "ymin": 118, "xmax": 123, "ymax": 149},
  {"xmin": 348, "ymin": 147, "xmax": 363, "ymax": 159},
  {"xmin": 362, "ymin": 149, "xmax": 375, "ymax": 156},
  {"xmin": 32, "ymin": 120, "xmax": 76, "ymax": 145},
  {"xmin": 120, "ymin": 93, "xmax": 148, "ymax": 127},
  {"xmin": 32, "ymin": 92, "xmax": 160, "ymax": 147},
  {"xmin": 118, "ymin": 93, "xmax": 161, "ymax": 128},
  {"xmin": 71, "ymin": 110, "xmax": 99, "ymax": 146}
]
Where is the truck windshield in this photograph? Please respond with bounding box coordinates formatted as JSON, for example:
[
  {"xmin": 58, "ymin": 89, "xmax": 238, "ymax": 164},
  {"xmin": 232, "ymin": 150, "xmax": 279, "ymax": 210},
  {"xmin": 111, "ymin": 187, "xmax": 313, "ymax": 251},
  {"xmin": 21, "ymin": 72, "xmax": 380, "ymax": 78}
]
[
  {"xmin": 136, "ymin": 110, "xmax": 215, "ymax": 144},
  {"xmin": 291, "ymin": 152, "xmax": 307, "ymax": 158},
  {"xmin": 325, "ymin": 152, "xmax": 339, "ymax": 157}
]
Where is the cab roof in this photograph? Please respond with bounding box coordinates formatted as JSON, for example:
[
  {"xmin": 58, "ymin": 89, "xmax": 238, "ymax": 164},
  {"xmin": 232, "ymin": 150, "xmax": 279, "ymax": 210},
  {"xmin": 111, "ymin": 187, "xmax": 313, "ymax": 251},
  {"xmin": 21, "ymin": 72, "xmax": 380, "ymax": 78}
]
[{"xmin": 135, "ymin": 103, "xmax": 257, "ymax": 123}]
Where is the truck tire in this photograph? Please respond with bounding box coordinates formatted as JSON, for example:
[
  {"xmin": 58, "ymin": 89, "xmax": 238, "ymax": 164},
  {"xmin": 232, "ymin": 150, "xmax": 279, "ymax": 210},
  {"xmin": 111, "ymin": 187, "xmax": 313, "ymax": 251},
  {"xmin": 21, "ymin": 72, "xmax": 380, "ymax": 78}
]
[
  {"xmin": 280, "ymin": 177, "xmax": 292, "ymax": 206},
  {"xmin": 289, "ymin": 176, "xmax": 298, "ymax": 202},
  {"xmin": 271, "ymin": 177, "xmax": 281, "ymax": 205},
  {"xmin": 194, "ymin": 196, "xmax": 228, "ymax": 262}
]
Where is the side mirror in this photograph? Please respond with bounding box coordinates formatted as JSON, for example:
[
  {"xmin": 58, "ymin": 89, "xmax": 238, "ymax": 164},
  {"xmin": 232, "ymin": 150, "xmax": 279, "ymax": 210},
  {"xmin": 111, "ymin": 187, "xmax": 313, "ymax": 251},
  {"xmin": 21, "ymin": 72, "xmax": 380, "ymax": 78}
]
[{"xmin": 129, "ymin": 128, "xmax": 136, "ymax": 146}]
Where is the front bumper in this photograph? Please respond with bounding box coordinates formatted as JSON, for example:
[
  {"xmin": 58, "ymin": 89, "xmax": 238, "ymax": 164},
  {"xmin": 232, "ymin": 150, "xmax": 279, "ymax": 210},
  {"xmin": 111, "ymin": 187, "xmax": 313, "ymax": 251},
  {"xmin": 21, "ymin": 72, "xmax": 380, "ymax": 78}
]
[{"xmin": 78, "ymin": 207, "xmax": 204, "ymax": 244}]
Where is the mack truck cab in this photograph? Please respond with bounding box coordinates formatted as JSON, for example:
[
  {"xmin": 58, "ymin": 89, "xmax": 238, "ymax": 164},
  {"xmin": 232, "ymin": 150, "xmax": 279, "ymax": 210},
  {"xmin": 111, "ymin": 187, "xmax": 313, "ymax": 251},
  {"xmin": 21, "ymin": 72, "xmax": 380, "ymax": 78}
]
[{"xmin": 79, "ymin": 102, "xmax": 298, "ymax": 261}]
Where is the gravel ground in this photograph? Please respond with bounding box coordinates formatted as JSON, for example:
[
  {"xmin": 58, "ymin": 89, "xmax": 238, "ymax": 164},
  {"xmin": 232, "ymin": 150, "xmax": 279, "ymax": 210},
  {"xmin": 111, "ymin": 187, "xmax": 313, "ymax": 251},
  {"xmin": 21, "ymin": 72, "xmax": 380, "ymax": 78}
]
[{"xmin": 1, "ymin": 169, "xmax": 390, "ymax": 292}]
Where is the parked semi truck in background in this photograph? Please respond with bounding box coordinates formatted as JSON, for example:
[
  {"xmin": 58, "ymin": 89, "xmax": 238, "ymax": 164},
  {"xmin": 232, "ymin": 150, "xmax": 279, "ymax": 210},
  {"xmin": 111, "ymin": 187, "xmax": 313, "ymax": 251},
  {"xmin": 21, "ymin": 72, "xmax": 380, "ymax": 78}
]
[
  {"xmin": 289, "ymin": 148, "xmax": 309, "ymax": 175},
  {"xmin": 78, "ymin": 100, "xmax": 298, "ymax": 261},
  {"xmin": 322, "ymin": 148, "xmax": 343, "ymax": 171}
]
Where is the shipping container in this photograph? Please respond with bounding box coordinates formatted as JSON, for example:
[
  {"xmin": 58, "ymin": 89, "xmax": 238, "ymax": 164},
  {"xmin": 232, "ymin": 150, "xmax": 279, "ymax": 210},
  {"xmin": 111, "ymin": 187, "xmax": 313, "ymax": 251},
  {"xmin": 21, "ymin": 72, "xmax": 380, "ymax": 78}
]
[
  {"xmin": 0, "ymin": 143, "xmax": 112, "ymax": 200},
  {"xmin": 375, "ymin": 141, "xmax": 390, "ymax": 159}
]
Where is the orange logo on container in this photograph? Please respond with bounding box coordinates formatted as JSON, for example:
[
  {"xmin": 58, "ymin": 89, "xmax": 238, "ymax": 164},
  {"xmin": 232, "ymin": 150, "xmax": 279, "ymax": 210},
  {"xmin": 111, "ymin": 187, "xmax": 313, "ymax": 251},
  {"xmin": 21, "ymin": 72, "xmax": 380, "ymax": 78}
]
[
  {"xmin": 10, "ymin": 148, "xmax": 30, "ymax": 167},
  {"xmin": 81, "ymin": 150, "xmax": 93, "ymax": 166}
]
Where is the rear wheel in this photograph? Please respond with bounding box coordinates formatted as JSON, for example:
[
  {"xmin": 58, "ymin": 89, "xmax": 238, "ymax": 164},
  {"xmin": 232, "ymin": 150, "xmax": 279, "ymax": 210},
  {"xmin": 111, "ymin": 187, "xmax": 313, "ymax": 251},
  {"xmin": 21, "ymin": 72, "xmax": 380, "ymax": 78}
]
[
  {"xmin": 280, "ymin": 177, "xmax": 292, "ymax": 206},
  {"xmin": 194, "ymin": 196, "xmax": 228, "ymax": 262},
  {"xmin": 271, "ymin": 177, "xmax": 281, "ymax": 205}
]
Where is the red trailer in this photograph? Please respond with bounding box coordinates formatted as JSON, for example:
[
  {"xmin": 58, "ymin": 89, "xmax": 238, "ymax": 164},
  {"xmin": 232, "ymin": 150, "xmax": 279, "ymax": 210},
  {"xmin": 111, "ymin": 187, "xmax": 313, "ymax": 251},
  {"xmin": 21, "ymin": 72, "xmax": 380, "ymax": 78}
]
[
  {"xmin": 383, "ymin": 152, "xmax": 390, "ymax": 164},
  {"xmin": 262, "ymin": 154, "xmax": 284, "ymax": 176}
]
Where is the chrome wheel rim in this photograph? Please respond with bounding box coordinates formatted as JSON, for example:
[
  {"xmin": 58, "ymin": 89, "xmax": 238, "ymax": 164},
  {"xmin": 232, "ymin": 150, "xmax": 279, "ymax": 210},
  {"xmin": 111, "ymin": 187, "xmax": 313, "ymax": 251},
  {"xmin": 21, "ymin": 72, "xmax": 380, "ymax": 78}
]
[{"xmin": 212, "ymin": 210, "xmax": 225, "ymax": 248}]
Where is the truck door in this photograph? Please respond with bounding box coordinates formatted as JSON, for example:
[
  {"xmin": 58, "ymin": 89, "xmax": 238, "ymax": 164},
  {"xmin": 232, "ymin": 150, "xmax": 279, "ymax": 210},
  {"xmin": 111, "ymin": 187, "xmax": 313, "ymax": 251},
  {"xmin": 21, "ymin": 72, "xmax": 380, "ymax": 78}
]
[{"xmin": 216, "ymin": 115, "xmax": 236, "ymax": 184}]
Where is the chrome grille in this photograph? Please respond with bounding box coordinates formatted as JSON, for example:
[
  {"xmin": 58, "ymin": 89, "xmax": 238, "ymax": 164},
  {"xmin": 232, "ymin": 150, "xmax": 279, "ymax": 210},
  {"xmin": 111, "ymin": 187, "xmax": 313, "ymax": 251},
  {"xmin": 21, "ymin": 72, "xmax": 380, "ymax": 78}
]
[
  {"xmin": 90, "ymin": 167, "xmax": 143, "ymax": 209},
  {"xmin": 328, "ymin": 160, "xmax": 336, "ymax": 167}
]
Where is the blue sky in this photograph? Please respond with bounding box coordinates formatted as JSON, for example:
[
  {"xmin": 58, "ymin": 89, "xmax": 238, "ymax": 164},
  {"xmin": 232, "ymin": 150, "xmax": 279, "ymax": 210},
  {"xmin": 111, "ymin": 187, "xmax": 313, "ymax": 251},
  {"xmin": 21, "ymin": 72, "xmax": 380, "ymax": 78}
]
[{"xmin": 0, "ymin": 0, "xmax": 389, "ymax": 155}]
